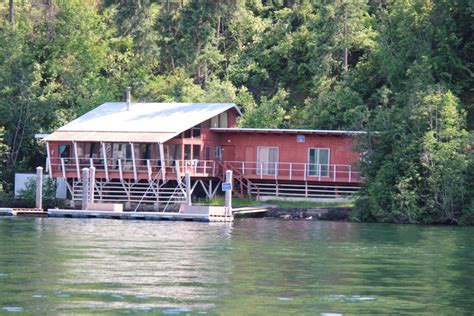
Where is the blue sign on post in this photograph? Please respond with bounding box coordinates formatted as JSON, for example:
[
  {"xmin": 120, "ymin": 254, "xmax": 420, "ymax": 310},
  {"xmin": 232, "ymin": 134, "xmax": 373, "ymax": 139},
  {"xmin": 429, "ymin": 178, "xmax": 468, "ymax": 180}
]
[{"xmin": 222, "ymin": 182, "xmax": 232, "ymax": 192}]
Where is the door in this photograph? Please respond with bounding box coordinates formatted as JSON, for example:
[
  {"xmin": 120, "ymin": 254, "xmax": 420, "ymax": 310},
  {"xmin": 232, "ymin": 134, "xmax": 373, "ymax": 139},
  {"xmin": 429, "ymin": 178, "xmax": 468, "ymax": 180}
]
[
  {"xmin": 222, "ymin": 145, "xmax": 235, "ymax": 162},
  {"xmin": 308, "ymin": 148, "xmax": 330, "ymax": 177},
  {"xmin": 244, "ymin": 146, "xmax": 254, "ymax": 175},
  {"xmin": 257, "ymin": 147, "xmax": 279, "ymax": 176}
]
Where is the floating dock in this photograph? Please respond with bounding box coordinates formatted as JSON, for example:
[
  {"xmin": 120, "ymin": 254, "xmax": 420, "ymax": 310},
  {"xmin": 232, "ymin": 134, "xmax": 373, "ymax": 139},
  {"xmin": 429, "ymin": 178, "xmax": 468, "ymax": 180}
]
[{"xmin": 48, "ymin": 208, "xmax": 232, "ymax": 222}]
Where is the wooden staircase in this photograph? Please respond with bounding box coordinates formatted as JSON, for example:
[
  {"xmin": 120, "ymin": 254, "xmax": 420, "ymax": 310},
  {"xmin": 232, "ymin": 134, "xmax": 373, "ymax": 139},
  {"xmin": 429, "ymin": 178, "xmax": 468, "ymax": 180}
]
[{"xmin": 216, "ymin": 161, "xmax": 260, "ymax": 199}]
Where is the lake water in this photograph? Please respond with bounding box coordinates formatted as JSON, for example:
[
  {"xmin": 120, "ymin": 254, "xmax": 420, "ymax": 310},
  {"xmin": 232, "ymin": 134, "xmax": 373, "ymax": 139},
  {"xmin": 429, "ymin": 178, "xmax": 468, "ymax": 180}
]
[{"xmin": 0, "ymin": 217, "xmax": 472, "ymax": 315}]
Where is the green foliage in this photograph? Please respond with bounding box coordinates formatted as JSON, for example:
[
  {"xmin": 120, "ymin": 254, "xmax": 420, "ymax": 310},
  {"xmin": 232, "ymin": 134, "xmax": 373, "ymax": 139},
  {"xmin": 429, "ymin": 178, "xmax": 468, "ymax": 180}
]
[
  {"xmin": 16, "ymin": 177, "xmax": 64, "ymax": 209},
  {"xmin": 0, "ymin": 0, "xmax": 472, "ymax": 224}
]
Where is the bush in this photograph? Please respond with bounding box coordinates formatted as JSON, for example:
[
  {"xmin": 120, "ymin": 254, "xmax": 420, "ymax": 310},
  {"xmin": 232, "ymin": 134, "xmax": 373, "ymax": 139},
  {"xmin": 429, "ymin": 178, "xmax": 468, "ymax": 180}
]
[{"xmin": 16, "ymin": 177, "xmax": 65, "ymax": 209}]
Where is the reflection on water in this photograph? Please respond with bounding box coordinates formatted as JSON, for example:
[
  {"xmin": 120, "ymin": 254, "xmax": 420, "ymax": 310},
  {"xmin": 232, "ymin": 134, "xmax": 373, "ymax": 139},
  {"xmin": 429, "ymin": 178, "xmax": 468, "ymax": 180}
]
[{"xmin": 0, "ymin": 217, "xmax": 473, "ymax": 314}]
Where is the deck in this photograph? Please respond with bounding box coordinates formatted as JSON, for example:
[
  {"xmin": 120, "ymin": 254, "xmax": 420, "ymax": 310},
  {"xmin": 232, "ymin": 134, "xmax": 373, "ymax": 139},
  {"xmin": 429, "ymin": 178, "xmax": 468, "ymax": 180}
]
[{"xmin": 49, "ymin": 157, "xmax": 362, "ymax": 184}]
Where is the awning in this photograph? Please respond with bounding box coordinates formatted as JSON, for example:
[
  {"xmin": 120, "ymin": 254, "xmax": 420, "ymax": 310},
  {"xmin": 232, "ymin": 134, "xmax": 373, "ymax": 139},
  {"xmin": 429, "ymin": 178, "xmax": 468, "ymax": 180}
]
[{"xmin": 43, "ymin": 131, "xmax": 177, "ymax": 143}]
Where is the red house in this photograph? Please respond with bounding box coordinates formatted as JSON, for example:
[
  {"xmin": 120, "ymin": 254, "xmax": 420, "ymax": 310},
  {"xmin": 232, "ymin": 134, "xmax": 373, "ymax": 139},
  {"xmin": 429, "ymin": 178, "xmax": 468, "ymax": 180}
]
[{"xmin": 43, "ymin": 101, "xmax": 363, "ymax": 209}]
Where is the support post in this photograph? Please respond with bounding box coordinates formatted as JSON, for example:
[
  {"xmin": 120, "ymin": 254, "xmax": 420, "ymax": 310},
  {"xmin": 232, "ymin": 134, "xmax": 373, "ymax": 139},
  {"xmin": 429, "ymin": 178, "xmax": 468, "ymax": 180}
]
[
  {"xmin": 225, "ymin": 170, "xmax": 232, "ymax": 216},
  {"xmin": 349, "ymin": 165, "xmax": 352, "ymax": 183},
  {"xmin": 118, "ymin": 158, "xmax": 123, "ymax": 181},
  {"xmin": 130, "ymin": 143, "xmax": 137, "ymax": 181},
  {"xmin": 35, "ymin": 167, "xmax": 43, "ymax": 209},
  {"xmin": 101, "ymin": 142, "xmax": 109, "ymax": 181},
  {"xmin": 45, "ymin": 142, "xmax": 52, "ymax": 175},
  {"xmin": 185, "ymin": 171, "xmax": 191, "ymax": 207},
  {"xmin": 82, "ymin": 168, "xmax": 89, "ymax": 210},
  {"xmin": 158, "ymin": 143, "xmax": 166, "ymax": 181},
  {"xmin": 333, "ymin": 164, "xmax": 337, "ymax": 182},
  {"xmin": 60, "ymin": 158, "xmax": 66, "ymax": 179},
  {"xmin": 89, "ymin": 166, "xmax": 95, "ymax": 203},
  {"xmin": 147, "ymin": 159, "xmax": 152, "ymax": 181},
  {"xmin": 73, "ymin": 142, "xmax": 80, "ymax": 179}
]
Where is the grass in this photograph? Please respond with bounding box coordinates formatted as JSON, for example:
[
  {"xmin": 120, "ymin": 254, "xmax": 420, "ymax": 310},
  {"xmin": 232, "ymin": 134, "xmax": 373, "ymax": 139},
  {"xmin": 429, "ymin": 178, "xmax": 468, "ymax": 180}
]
[{"xmin": 196, "ymin": 196, "xmax": 353, "ymax": 208}]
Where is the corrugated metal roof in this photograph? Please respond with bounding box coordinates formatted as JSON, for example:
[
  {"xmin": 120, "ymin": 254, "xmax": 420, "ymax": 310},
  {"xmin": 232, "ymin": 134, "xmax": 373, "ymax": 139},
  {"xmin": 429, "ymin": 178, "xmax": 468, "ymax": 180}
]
[
  {"xmin": 53, "ymin": 102, "xmax": 240, "ymax": 133},
  {"xmin": 44, "ymin": 102, "xmax": 240, "ymax": 143},
  {"xmin": 44, "ymin": 131, "xmax": 176, "ymax": 143},
  {"xmin": 210, "ymin": 128, "xmax": 366, "ymax": 135}
]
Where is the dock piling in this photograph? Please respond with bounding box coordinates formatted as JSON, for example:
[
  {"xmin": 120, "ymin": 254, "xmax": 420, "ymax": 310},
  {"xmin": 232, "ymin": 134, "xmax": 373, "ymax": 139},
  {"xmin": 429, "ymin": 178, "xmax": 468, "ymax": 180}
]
[
  {"xmin": 82, "ymin": 168, "xmax": 89, "ymax": 210},
  {"xmin": 225, "ymin": 170, "xmax": 232, "ymax": 216},
  {"xmin": 35, "ymin": 167, "xmax": 43, "ymax": 209}
]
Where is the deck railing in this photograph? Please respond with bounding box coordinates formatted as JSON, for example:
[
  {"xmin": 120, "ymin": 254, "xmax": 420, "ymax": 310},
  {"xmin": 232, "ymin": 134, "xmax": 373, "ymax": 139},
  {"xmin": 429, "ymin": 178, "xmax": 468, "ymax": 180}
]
[
  {"xmin": 49, "ymin": 157, "xmax": 360, "ymax": 183},
  {"xmin": 223, "ymin": 161, "xmax": 361, "ymax": 183}
]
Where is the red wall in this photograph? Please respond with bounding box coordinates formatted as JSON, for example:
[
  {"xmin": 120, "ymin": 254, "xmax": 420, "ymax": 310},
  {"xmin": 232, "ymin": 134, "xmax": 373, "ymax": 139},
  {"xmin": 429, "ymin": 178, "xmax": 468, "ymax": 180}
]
[{"xmin": 215, "ymin": 132, "xmax": 360, "ymax": 166}]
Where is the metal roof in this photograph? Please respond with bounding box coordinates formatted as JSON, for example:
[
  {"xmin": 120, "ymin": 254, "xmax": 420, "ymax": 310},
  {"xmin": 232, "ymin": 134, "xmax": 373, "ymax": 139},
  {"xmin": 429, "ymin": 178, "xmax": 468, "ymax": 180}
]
[
  {"xmin": 44, "ymin": 102, "xmax": 240, "ymax": 142},
  {"xmin": 43, "ymin": 131, "xmax": 176, "ymax": 143},
  {"xmin": 210, "ymin": 128, "xmax": 366, "ymax": 135}
]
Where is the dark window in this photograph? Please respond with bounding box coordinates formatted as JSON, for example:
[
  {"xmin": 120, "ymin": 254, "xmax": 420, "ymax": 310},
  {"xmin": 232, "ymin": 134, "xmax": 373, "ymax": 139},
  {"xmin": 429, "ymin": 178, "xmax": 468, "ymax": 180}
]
[
  {"xmin": 184, "ymin": 144, "xmax": 192, "ymax": 160},
  {"xmin": 59, "ymin": 144, "xmax": 70, "ymax": 158},
  {"xmin": 126, "ymin": 144, "xmax": 132, "ymax": 160},
  {"xmin": 193, "ymin": 145, "xmax": 200, "ymax": 160},
  {"xmin": 204, "ymin": 146, "xmax": 211, "ymax": 160},
  {"xmin": 184, "ymin": 129, "xmax": 192, "ymax": 138},
  {"xmin": 192, "ymin": 128, "xmax": 201, "ymax": 138}
]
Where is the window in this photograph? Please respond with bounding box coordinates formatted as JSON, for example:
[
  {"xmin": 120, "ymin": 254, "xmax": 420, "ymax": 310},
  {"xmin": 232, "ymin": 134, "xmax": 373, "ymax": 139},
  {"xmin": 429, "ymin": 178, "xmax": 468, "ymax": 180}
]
[
  {"xmin": 184, "ymin": 130, "xmax": 192, "ymax": 138},
  {"xmin": 201, "ymin": 120, "xmax": 211, "ymax": 128},
  {"xmin": 204, "ymin": 146, "xmax": 211, "ymax": 160},
  {"xmin": 59, "ymin": 144, "xmax": 70, "ymax": 158},
  {"xmin": 125, "ymin": 144, "xmax": 133, "ymax": 160},
  {"xmin": 308, "ymin": 148, "xmax": 330, "ymax": 177},
  {"xmin": 211, "ymin": 115, "xmax": 219, "ymax": 128},
  {"xmin": 184, "ymin": 144, "xmax": 192, "ymax": 160},
  {"xmin": 257, "ymin": 147, "xmax": 279, "ymax": 176},
  {"xmin": 169, "ymin": 144, "xmax": 182, "ymax": 161},
  {"xmin": 192, "ymin": 127, "xmax": 201, "ymax": 138},
  {"xmin": 193, "ymin": 145, "xmax": 201, "ymax": 160},
  {"xmin": 219, "ymin": 112, "xmax": 228, "ymax": 128},
  {"xmin": 214, "ymin": 145, "xmax": 222, "ymax": 160}
]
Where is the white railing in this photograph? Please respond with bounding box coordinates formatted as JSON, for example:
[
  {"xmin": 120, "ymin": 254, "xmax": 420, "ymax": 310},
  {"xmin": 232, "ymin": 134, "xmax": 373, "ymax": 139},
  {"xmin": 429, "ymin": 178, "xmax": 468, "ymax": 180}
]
[
  {"xmin": 224, "ymin": 161, "xmax": 360, "ymax": 183},
  {"xmin": 175, "ymin": 160, "xmax": 216, "ymax": 177}
]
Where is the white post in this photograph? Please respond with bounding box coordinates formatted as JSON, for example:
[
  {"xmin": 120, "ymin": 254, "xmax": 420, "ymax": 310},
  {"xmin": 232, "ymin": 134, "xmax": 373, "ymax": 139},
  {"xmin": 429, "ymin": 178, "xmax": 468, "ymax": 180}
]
[
  {"xmin": 304, "ymin": 164, "xmax": 307, "ymax": 181},
  {"xmin": 35, "ymin": 167, "xmax": 43, "ymax": 209},
  {"xmin": 185, "ymin": 171, "xmax": 191, "ymax": 207},
  {"xmin": 204, "ymin": 160, "xmax": 207, "ymax": 175},
  {"xmin": 82, "ymin": 168, "xmax": 89, "ymax": 210},
  {"xmin": 118, "ymin": 158, "xmax": 123, "ymax": 181},
  {"xmin": 158, "ymin": 143, "xmax": 166, "ymax": 181},
  {"xmin": 130, "ymin": 143, "xmax": 137, "ymax": 181},
  {"xmin": 73, "ymin": 142, "xmax": 80, "ymax": 179},
  {"xmin": 318, "ymin": 164, "xmax": 321, "ymax": 181},
  {"xmin": 60, "ymin": 158, "xmax": 66, "ymax": 179},
  {"xmin": 333, "ymin": 165, "xmax": 336, "ymax": 182},
  {"xmin": 147, "ymin": 159, "xmax": 152, "ymax": 181},
  {"xmin": 89, "ymin": 166, "xmax": 95, "ymax": 203},
  {"xmin": 89, "ymin": 158, "xmax": 94, "ymax": 168},
  {"xmin": 212, "ymin": 161, "xmax": 215, "ymax": 177},
  {"xmin": 45, "ymin": 142, "xmax": 52, "ymax": 175},
  {"xmin": 260, "ymin": 163, "xmax": 263, "ymax": 179},
  {"xmin": 289, "ymin": 163, "xmax": 292, "ymax": 180},
  {"xmin": 175, "ymin": 160, "xmax": 181, "ymax": 183},
  {"xmin": 225, "ymin": 170, "xmax": 232, "ymax": 216},
  {"xmin": 349, "ymin": 165, "xmax": 352, "ymax": 183},
  {"xmin": 101, "ymin": 142, "xmax": 109, "ymax": 182}
]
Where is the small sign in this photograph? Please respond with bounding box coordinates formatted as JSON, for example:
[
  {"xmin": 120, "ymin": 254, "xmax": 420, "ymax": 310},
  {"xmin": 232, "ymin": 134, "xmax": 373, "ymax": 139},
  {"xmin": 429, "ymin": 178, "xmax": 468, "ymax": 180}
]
[
  {"xmin": 222, "ymin": 182, "xmax": 232, "ymax": 192},
  {"xmin": 296, "ymin": 135, "xmax": 305, "ymax": 143}
]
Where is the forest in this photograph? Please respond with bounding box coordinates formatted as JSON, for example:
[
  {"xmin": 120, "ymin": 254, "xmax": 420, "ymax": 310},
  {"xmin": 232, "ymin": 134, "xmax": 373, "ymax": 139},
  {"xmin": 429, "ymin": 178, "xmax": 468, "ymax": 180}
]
[{"xmin": 0, "ymin": 0, "xmax": 472, "ymax": 224}]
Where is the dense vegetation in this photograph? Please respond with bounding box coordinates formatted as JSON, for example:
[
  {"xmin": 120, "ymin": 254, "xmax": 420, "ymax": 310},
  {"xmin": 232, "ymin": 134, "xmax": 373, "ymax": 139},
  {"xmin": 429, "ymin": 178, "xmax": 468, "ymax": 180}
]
[{"xmin": 0, "ymin": 0, "xmax": 472, "ymax": 223}]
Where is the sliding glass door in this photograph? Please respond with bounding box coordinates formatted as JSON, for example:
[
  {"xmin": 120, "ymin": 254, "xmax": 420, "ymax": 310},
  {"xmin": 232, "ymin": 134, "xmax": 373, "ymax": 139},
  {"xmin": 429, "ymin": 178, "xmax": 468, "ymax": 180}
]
[
  {"xmin": 308, "ymin": 148, "xmax": 330, "ymax": 177},
  {"xmin": 257, "ymin": 147, "xmax": 279, "ymax": 176}
]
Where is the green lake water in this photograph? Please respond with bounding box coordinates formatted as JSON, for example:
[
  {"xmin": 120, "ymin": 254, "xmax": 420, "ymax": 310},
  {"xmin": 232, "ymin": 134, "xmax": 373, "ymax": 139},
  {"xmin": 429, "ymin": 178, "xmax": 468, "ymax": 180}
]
[{"xmin": 0, "ymin": 217, "xmax": 472, "ymax": 315}]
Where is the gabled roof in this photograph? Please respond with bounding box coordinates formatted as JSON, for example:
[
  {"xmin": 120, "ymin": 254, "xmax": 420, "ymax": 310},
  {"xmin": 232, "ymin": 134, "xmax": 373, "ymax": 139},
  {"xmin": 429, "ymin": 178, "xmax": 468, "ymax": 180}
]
[{"xmin": 45, "ymin": 102, "xmax": 240, "ymax": 143}]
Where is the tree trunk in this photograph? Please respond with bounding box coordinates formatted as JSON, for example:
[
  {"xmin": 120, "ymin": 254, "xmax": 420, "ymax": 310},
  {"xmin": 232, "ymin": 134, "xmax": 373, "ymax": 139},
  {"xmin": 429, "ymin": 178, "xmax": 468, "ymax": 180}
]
[
  {"xmin": 343, "ymin": 10, "xmax": 348, "ymax": 73},
  {"xmin": 46, "ymin": 0, "xmax": 56, "ymax": 40},
  {"xmin": 9, "ymin": 0, "xmax": 14, "ymax": 30}
]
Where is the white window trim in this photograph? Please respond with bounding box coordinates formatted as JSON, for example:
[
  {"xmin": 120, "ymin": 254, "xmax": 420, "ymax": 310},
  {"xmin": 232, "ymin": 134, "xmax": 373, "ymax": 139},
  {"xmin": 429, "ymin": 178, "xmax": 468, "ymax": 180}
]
[{"xmin": 307, "ymin": 147, "xmax": 330, "ymax": 177}]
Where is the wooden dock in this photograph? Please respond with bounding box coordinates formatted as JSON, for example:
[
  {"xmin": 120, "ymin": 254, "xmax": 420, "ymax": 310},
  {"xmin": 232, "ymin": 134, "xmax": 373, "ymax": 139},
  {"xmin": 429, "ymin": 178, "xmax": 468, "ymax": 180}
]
[{"xmin": 48, "ymin": 208, "xmax": 233, "ymax": 222}]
